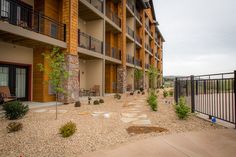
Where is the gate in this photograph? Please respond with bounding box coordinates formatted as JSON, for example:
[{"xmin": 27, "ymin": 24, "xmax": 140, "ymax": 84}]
[{"xmin": 175, "ymin": 71, "xmax": 236, "ymax": 128}]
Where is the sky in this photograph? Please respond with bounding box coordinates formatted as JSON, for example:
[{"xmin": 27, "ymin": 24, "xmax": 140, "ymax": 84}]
[{"xmin": 154, "ymin": 0, "xmax": 236, "ymax": 76}]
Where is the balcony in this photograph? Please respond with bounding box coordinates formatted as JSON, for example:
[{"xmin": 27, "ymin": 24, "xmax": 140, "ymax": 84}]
[
  {"xmin": 78, "ymin": 31, "xmax": 103, "ymax": 54},
  {"xmin": 145, "ymin": 63, "xmax": 150, "ymax": 69},
  {"xmin": 106, "ymin": 7, "xmax": 121, "ymax": 27},
  {"xmin": 85, "ymin": 0, "xmax": 104, "ymax": 12},
  {"xmin": 145, "ymin": 43, "xmax": 152, "ymax": 53},
  {"xmin": 126, "ymin": 54, "xmax": 134, "ymax": 64},
  {"xmin": 155, "ymin": 53, "xmax": 158, "ymax": 58},
  {"xmin": 145, "ymin": 23, "xmax": 151, "ymax": 34},
  {"xmin": 126, "ymin": 25, "xmax": 134, "ymax": 38},
  {"xmin": 135, "ymin": 34, "xmax": 142, "ymax": 45},
  {"xmin": 0, "ymin": 0, "xmax": 66, "ymax": 41},
  {"xmin": 126, "ymin": 0, "xmax": 134, "ymax": 12},
  {"xmin": 105, "ymin": 43, "xmax": 121, "ymax": 60},
  {"xmin": 134, "ymin": 59, "xmax": 142, "ymax": 67},
  {"xmin": 134, "ymin": 8, "xmax": 141, "ymax": 22}
]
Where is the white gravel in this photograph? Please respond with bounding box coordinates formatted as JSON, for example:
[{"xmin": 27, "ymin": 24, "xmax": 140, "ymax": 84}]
[{"xmin": 0, "ymin": 91, "xmax": 224, "ymax": 157}]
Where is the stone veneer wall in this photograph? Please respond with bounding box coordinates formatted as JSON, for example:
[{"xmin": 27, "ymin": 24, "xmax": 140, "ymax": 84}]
[
  {"xmin": 62, "ymin": 54, "xmax": 80, "ymax": 103},
  {"xmin": 117, "ymin": 66, "xmax": 127, "ymax": 93}
]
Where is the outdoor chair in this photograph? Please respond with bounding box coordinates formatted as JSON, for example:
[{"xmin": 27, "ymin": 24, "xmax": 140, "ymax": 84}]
[
  {"xmin": 90, "ymin": 85, "xmax": 100, "ymax": 96},
  {"xmin": 0, "ymin": 86, "xmax": 17, "ymax": 103}
]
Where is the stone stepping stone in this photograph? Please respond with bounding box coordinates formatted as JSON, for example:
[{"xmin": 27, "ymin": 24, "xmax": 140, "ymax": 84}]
[
  {"xmin": 137, "ymin": 114, "xmax": 147, "ymax": 118},
  {"xmin": 121, "ymin": 117, "xmax": 139, "ymax": 123},
  {"xmin": 33, "ymin": 109, "xmax": 48, "ymax": 113},
  {"xmin": 78, "ymin": 111, "xmax": 90, "ymax": 115},
  {"xmin": 121, "ymin": 113, "xmax": 138, "ymax": 118},
  {"xmin": 48, "ymin": 110, "xmax": 68, "ymax": 113},
  {"xmin": 103, "ymin": 112, "xmax": 111, "ymax": 119},
  {"xmin": 132, "ymin": 119, "xmax": 151, "ymax": 125}
]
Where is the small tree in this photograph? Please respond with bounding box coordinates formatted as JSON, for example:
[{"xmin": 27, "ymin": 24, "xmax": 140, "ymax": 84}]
[
  {"xmin": 134, "ymin": 68, "xmax": 143, "ymax": 90},
  {"xmin": 148, "ymin": 65, "xmax": 159, "ymax": 90},
  {"xmin": 38, "ymin": 47, "xmax": 68, "ymax": 120}
]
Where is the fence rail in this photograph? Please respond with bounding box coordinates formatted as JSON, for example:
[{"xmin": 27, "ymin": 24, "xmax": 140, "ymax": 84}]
[{"xmin": 174, "ymin": 71, "xmax": 236, "ymax": 128}]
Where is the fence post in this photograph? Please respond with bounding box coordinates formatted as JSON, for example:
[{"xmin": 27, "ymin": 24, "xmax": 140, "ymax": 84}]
[
  {"xmin": 234, "ymin": 70, "xmax": 236, "ymax": 129},
  {"xmin": 191, "ymin": 75, "xmax": 195, "ymax": 113},
  {"xmin": 174, "ymin": 77, "xmax": 178, "ymax": 103}
]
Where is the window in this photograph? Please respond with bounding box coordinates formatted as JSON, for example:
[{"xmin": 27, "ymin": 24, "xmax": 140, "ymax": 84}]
[
  {"xmin": 1, "ymin": 0, "xmax": 10, "ymax": 17},
  {"xmin": 0, "ymin": 67, "xmax": 9, "ymax": 86}
]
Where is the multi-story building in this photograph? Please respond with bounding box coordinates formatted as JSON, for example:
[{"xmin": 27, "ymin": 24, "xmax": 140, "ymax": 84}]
[{"xmin": 0, "ymin": 0, "xmax": 164, "ymax": 103}]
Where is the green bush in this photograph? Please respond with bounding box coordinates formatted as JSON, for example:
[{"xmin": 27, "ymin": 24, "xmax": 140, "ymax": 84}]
[
  {"xmin": 93, "ymin": 100, "xmax": 100, "ymax": 105},
  {"xmin": 7, "ymin": 122, "xmax": 23, "ymax": 133},
  {"xmin": 163, "ymin": 90, "xmax": 168, "ymax": 98},
  {"xmin": 59, "ymin": 121, "xmax": 76, "ymax": 138},
  {"xmin": 147, "ymin": 92, "xmax": 158, "ymax": 111},
  {"xmin": 169, "ymin": 90, "xmax": 174, "ymax": 97},
  {"xmin": 114, "ymin": 93, "xmax": 121, "ymax": 100},
  {"xmin": 3, "ymin": 101, "xmax": 29, "ymax": 120},
  {"xmin": 99, "ymin": 99, "xmax": 104, "ymax": 103},
  {"xmin": 175, "ymin": 97, "xmax": 190, "ymax": 119}
]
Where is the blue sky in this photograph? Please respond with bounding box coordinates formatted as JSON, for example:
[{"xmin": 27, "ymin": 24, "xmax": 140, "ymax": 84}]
[{"xmin": 154, "ymin": 0, "xmax": 236, "ymax": 76}]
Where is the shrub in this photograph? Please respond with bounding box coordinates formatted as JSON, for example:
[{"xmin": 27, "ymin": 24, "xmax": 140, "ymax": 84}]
[
  {"xmin": 7, "ymin": 122, "xmax": 23, "ymax": 133},
  {"xmin": 114, "ymin": 93, "xmax": 121, "ymax": 100},
  {"xmin": 142, "ymin": 91, "xmax": 145, "ymax": 95},
  {"xmin": 74, "ymin": 101, "xmax": 81, "ymax": 107},
  {"xmin": 147, "ymin": 92, "xmax": 158, "ymax": 111},
  {"xmin": 137, "ymin": 91, "xmax": 140, "ymax": 94},
  {"xmin": 93, "ymin": 100, "xmax": 100, "ymax": 105},
  {"xmin": 99, "ymin": 99, "xmax": 104, "ymax": 103},
  {"xmin": 163, "ymin": 90, "xmax": 168, "ymax": 98},
  {"xmin": 175, "ymin": 97, "xmax": 190, "ymax": 119},
  {"xmin": 3, "ymin": 101, "xmax": 29, "ymax": 120},
  {"xmin": 130, "ymin": 92, "xmax": 134, "ymax": 95},
  {"xmin": 169, "ymin": 90, "xmax": 174, "ymax": 97},
  {"xmin": 59, "ymin": 121, "xmax": 76, "ymax": 138}
]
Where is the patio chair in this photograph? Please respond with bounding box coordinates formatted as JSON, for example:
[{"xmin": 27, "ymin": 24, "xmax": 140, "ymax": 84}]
[
  {"xmin": 90, "ymin": 85, "xmax": 100, "ymax": 96},
  {"xmin": 0, "ymin": 86, "xmax": 17, "ymax": 103}
]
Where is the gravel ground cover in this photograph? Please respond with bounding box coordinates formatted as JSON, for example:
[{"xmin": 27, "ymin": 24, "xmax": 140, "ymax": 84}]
[{"xmin": 0, "ymin": 91, "xmax": 224, "ymax": 157}]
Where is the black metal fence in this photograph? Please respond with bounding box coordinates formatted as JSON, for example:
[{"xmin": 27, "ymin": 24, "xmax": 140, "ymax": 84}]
[{"xmin": 175, "ymin": 71, "xmax": 236, "ymax": 128}]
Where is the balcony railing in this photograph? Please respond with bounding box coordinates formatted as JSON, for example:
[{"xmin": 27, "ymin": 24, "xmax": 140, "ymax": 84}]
[
  {"xmin": 155, "ymin": 53, "xmax": 158, "ymax": 58},
  {"xmin": 0, "ymin": 0, "xmax": 66, "ymax": 41},
  {"xmin": 134, "ymin": 59, "xmax": 142, "ymax": 67},
  {"xmin": 105, "ymin": 6, "xmax": 121, "ymax": 27},
  {"xmin": 126, "ymin": 54, "xmax": 134, "ymax": 64},
  {"xmin": 145, "ymin": 23, "xmax": 151, "ymax": 34},
  {"xmin": 126, "ymin": 25, "xmax": 134, "ymax": 38},
  {"xmin": 78, "ymin": 31, "xmax": 103, "ymax": 54},
  {"xmin": 145, "ymin": 43, "xmax": 152, "ymax": 52},
  {"xmin": 134, "ymin": 8, "xmax": 141, "ymax": 22},
  {"xmin": 145, "ymin": 63, "xmax": 150, "ymax": 69},
  {"xmin": 105, "ymin": 43, "xmax": 121, "ymax": 60},
  {"xmin": 86, "ymin": 0, "xmax": 103, "ymax": 12},
  {"xmin": 135, "ymin": 34, "xmax": 141, "ymax": 45},
  {"xmin": 126, "ymin": 0, "xmax": 134, "ymax": 12}
]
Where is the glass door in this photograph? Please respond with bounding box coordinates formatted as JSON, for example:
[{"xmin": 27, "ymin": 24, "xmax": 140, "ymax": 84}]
[{"xmin": 0, "ymin": 64, "xmax": 29, "ymax": 101}]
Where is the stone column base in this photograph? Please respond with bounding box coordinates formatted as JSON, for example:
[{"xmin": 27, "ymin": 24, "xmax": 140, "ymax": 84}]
[
  {"xmin": 117, "ymin": 66, "xmax": 127, "ymax": 93},
  {"xmin": 61, "ymin": 54, "xmax": 80, "ymax": 104}
]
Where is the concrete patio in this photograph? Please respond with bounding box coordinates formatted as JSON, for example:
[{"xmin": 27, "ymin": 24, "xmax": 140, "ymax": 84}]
[{"xmin": 79, "ymin": 129, "xmax": 236, "ymax": 157}]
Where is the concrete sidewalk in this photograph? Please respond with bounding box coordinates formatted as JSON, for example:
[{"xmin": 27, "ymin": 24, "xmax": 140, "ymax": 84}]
[{"xmin": 79, "ymin": 129, "xmax": 236, "ymax": 157}]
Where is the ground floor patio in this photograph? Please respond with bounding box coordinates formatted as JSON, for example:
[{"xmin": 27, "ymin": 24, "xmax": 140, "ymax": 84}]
[{"xmin": 0, "ymin": 90, "xmax": 225, "ymax": 156}]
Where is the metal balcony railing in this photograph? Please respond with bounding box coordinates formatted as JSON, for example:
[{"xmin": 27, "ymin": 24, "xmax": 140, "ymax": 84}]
[
  {"xmin": 86, "ymin": 0, "xmax": 104, "ymax": 12},
  {"xmin": 145, "ymin": 43, "xmax": 152, "ymax": 53},
  {"xmin": 105, "ymin": 7, "xmax": 121, "ymax": 27},
  {"xmin": 126, "ymin": 54, "xmax": 134, "ymax": 64},
  {"xmin": 135, "ymin": 34, "xmax": 141, "ymax": 45},
  {"xmin": 0, "ymin": 0, "xmax": 66, "ymax": 41},
  {"xmin": 78, "ymin": 31, "xmax": 103, "ymax": 54},
  {"xmin": 145, "ymin": 23, "xmax": 151, "ymax": 34},
  {"xmin": 105, "ymin": 43, "xmax": 121, "ymax": 60},
  {"xmin": 126, "ymin": 25, "xmax": 134, "ymax": 38},
  {"xmin": 126, "ymin": 0, "xmax": 134, "ymax": 12},
  {"xmin": 134, "ymin": 59, "xmax": 142, "ymax": 67},
  {"xmin": 155, "ymin": 53, "xmax": 158, "ymax": 58},
  {"xmin": 134, "ymin": 8, "xmax": 141, "ymax": 22}
]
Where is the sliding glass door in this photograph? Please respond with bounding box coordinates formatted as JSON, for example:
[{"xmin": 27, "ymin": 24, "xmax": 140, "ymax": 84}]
[{"xmin": 0, "ymin": 64, "xmax": 29, "ymax": 101}]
